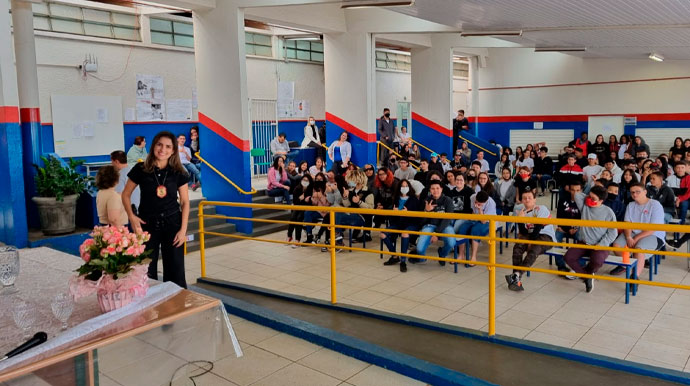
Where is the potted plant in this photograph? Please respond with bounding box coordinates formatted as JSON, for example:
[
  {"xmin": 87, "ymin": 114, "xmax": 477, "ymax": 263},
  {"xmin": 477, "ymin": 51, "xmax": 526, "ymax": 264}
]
[
  {"xmin": 32, "ymin": 156, "xmax": 90, "ymax": 235},
  {"xmin": 70, "ymin": 225, "xmax": 151, "ymax": 313}
]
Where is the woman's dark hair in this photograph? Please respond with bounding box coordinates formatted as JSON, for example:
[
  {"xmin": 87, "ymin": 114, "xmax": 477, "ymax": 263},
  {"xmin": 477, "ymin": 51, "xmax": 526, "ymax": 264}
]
[
  {"xmin": 313, "ymin": 172, "xmax": 327, "ymax": 192},
  {"xmin": 143, "ymin": 131, "xmax": 186, "ymax": 174},
  {"xmin": 272, "ymin": 156, "xmax": 283, "ymax": 172},
  {"xmin": 621, "ymin": 169, "xmax": 638, "ymax": 185},
  {"xmin": 392, "ymin": 178, "xmax": 411, "ymax": 203},
  {"xmin": 96, "ymin": 165, "xmax": 120, "ymax": 190},
  {"xmin": 295, "ymin": 173, "xmax": 313, "ymax": 197},
  {"xmin": 298, "ymin": 160, "xmax": 309, "ymax": 172},
  {"xmin": 478, "ymin": 172, "xmax": 495, "ymax": 195},
  {"xmin": 595, "ymin": 134, "xmax": 604, "ymax": 143},
  {"xmin": 134, "ymin": 136, "xmax": 145, "ymax": 146},
  {"xmin": 589, "ymin": 185, "xmax": 608, "ymax": 201}
]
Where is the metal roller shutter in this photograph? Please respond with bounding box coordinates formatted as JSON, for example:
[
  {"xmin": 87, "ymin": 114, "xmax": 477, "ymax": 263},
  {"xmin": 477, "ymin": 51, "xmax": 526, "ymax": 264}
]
[
  {"xmin": 509, "ymin": 129, "xmax": 574, "ymax": 157},
  {"xmin": 635, "ymin": 129, "xmax": 690, "ymax": 158}
]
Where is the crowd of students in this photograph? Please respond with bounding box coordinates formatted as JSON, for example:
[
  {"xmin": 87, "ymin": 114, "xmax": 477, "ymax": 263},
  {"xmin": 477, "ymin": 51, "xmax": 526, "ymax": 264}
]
[{"xmin": 273, "ymin": 129, "xmax": 690, "ymax": 295}]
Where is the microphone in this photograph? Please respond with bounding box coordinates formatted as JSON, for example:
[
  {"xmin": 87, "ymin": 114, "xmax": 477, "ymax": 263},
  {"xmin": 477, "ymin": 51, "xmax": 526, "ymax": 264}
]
[{"xmin": 0, "ymin": 332, "xmax": 48, "ymax": 362}]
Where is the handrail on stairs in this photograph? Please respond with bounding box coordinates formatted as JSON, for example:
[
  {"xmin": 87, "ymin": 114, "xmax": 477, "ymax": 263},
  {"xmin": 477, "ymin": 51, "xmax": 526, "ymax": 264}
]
[
  {"xmin": 458, "ymin": 134, "xmax": 497, "ymax": 157},
  {"xmin": 195, "ymin": 152, "xmax": 257, "ymax": 195},
  {"xmin": 377, "ymin": 142, "xmax": 420, "ymax": 170}
]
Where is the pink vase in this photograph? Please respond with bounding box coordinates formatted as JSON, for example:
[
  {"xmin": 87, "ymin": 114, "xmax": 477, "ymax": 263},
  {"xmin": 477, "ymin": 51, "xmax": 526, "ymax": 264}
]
[{"xmin": 97, "ymin": 289, "xmax": 134, "ymax": 313}]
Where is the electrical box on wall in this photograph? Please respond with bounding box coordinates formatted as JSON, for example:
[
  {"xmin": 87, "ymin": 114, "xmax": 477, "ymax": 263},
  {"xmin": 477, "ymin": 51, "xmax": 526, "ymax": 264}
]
[{"xmin": 84, "ymin": 63, "xmax": 98, "ymax": 72}]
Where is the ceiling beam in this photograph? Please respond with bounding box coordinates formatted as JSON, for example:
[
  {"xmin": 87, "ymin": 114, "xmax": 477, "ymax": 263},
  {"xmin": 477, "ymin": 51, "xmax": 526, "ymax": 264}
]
[{"xmin": 244, "ymin": 3, "xmax": 347, "ymax": 33}]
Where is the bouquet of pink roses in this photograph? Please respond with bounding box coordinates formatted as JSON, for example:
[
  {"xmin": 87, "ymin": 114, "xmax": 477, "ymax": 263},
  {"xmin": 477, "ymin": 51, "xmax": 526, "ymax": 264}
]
[{"xmin": 70, "ymin": 226, "xmax": 152, "ymax": 302}]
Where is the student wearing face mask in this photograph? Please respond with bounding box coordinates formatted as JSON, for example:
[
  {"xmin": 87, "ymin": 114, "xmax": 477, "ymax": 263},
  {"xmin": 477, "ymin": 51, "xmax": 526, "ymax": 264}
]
[
  {"xmin": 286, "ymin": 174, "xmax": 313, "ymax": 247},
  {"xmin": 382, "ymin": 179, "xmax": 421, "ymax": 272},
  {"xmin": 334, "ymin": 170, "xmax": 374, "ymax": 251},
  {"xmin": 514, "ymin": 167, "xmax": 537, "ymax": 205},
  {"xmin": 378, "ymin": 108, "xmax": 395, "ymax": 164},
  {"xmin": 302, "ymin": 116, "xmax": 325, "ymax": 160}
]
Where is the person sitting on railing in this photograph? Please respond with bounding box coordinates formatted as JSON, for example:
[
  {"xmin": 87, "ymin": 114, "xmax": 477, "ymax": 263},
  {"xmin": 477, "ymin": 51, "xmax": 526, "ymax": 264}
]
[
  {"xmin": 382, "ymin": 179, "xmax": 421, "ymax": 273},
  {"xmin": 475, "ymin": 151, "xmax": 491, "ymax": 173},
  {"xmin": 506, "ymin": 190, "xmax": 556, "ymax": 292},
  {"xmin": 609, "ymin": 183, "xmax": 665, "ymax": 278},
  {"xmin": 334, "ymin": 170, "xmax": 374, "ymax": 252},
  {"xmin": 456, "ymin": 191, "xmax": 497, "ymax": 267},
  {"xmin": 495, "ymin": 153, "xmax": 513, "ymax": 180},
  {"xmin": 534, "ymin": 147, "xmax": 554, "ymax": 196},
  {"xmin": 309, "ymin": 157, "xmax": 327, "ymax": 178},
  {"xmin": 460, "ymin": 142, "xmax": 472, "ymax": 165},
  {"xmin": 514, "ymin": 167, "xmax": 537, "ymax": 205},
  {"xmin": 564, "ymin": 185, "xmax": 619, "ymax": 293},
  {"xmin": 304, "ymin": 172, "xmax": 330, "ymax": 245},
  {"xmin": 267, "ymin": 157, "xmax": 292, "ymax": 204},
  {"xmin": 286, "ymin": 174, "xmax": 313, "ymax": 248},
  {"xmin": 394, "ymin": 158, "xmax": 417, "ymax": 181},
  {"xmin": 328, "ymin": 131, "xmax": 351, "ymax": 176},
  {"xmin": 410, "ymin": 180, "xmax": 456, "ymax": 266},
  {"xmin": 177, "ymin": 134, "xmax": 201, "ymax": 192},
  {"xmin": 496, "ymin": 168, "xmax": 516, "ymax": 215}
]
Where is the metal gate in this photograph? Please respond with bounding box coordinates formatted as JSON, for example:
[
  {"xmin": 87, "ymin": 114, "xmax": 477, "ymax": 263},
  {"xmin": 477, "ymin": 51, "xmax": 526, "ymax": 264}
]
[{"xmin": 249, "ymin": 99, "xmax": 278, "ymax": 176}]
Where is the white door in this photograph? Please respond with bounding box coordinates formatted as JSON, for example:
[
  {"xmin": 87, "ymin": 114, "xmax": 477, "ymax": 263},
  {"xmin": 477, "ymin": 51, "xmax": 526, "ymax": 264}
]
[
  {"xmin": 588, "ymin": 116, "xmax": 624, "ymax": 142},
  {"xmin": 396, "ymin": 101, "xmax": 411, "ymax": 136},
  {"xmin": 249, "ymin": 99, "xmax": 278, "ymax": 177}
]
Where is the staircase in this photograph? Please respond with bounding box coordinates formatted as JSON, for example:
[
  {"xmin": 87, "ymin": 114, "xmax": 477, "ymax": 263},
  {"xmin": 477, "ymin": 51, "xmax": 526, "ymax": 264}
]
[{"xmin": 185, "ymin": 189, "xmax": 291, "ymax": 252}]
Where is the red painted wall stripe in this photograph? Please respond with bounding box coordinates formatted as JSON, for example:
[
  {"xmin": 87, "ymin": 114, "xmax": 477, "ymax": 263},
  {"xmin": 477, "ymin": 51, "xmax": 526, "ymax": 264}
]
[
  {"xmin": 198, "ymin": 112, "xmax": 250, "ymax": 152},
  {"xmin": 19, "ymin": 107, "xmax": 40, "ymax": 123},
  {"xmin": 411, "ymin": 112, "xmax": 452, "ymax": 137},
  {"xmin": 477, "ymin": 112, "xmax": 690, "ymax": 123},
  {"xmin": 0, "ymin": 106, "xmax": 20, "ymax": 124},
  {"xmin": 325, "ymin": 112, "xmax": 376, "ymax": 142}
]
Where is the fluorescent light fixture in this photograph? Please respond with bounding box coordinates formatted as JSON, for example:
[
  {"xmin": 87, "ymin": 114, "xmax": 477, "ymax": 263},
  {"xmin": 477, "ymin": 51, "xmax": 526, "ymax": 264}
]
[
  {"xmin": 461, "ymin": 30, "xmax": 523, "ymax": 37},
  {"xmin": 282, "ymin": 34, "xmax": 322, "ymax": 41},
  {"xmin": 534, "ymin": 47, "xmax": 587, "ymax": 52},
  {"xmin": 648, "ymin": 53, "xmax": 664, "ymax": 62},
  {"xmin": 341, "ymin": 0, "xmax": 414, "ymax": 9}
]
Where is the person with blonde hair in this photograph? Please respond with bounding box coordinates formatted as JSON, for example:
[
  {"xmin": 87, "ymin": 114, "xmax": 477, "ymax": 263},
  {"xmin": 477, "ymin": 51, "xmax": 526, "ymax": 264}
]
[{"xmin": 333, "ymin": 169, "xmax": 374, "ymax": 251}]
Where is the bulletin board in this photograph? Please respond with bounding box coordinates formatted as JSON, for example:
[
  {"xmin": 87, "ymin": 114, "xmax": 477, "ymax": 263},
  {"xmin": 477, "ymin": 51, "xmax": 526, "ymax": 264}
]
[{"xmin": 51, "ymin": 95, "xmax": 124, "ymax": 157}]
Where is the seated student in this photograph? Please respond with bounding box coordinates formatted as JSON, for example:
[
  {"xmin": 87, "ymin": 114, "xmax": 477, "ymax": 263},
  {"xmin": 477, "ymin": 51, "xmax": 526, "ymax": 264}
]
[
  {"xmin": 267, "ymin": 157, "xmax": 291, "ymax": 204},
  {"xmin": 477, "ymin": 172, "xmax": 502, "ymax": 211},
  {"xmin": 533, "ymin": 147, "xmax": 553, "ymax": 196},
  {"xmin": 495, "ymin": 153, "xmax": 513, "ymax": 179},
  {"xmin": 270, "ymin": 132, "xmax": 290, "ymax": 160},
  {"xmin": 439, "ymin": 153, "xmax": 452, "ymax": 173},
  {"xmin": 583, "ymin": 154, "xmax": 604, "ymax": 189},
  {"xmin": 515, "ymin": 150, "xmax": 534, "ymax": 172},
  {"xmin": 456, "ymin": 191, "xmax": 497, "ymax": 266},
  {"xmin": 496, "ymin": 168, "xmax": 517, "ymax": 215},
  {"xmin": 428, "ymin": 153, "xmax": 444, "ymax": 173},
  {"xmin": 286, "ymin": 160, "xmax": 301, "ymax": 195},
  {"xmin": 363, "ymin": 164, "xmax": 376, "ymax": 191},
  {"xmin": 286, "ymin": 174, "xmax": 312, "ymax": 246},
  {"xmin": 647, "ymin": 170, "xmax": 676, "ymax": 223},
  {"xmin": 514, "ymin": 167, "xmax": 537, "ymax": 205},
  {"xmin": 334, "ymin": 170, "xmax": 374, "ymax": 250},
  {"xmin": 609, "ymin": 183, "xmax": 665, "ymax": 278},
  {"xmin": 618, "ymin": 169, "xmax": 639, "ymax": 205},
  {"xmin": 574, "ymin": 147, "xmax": 588, "ymax": 169},
  {"xmin": 382, "ymin": 179, "xmax": 421, "ymax": 272},
  {"xmin": 111, "ymin": 150, "xmax": 140, "ymax": 214},
  {"xmin": 558, "ymin": 154, "xmax": 584, "ymax": 192},
  {"xmin": 414, "ymin": 159, "xmax": 430, "ymax": 183},
  {"xmin": 444, "ymin": 170, "xmax": 457, "ymax": 194},
  {"xmin": 563, "ymin": 185, "xmax": 618, "ymax": 293},
  {"xmin": 669, "ymin": 160, "xmax": 690, "ymax": 223},
  {"xmin": 127, "ymin": 136, "xmax": 147, "ymax": 164},
  {"xmin": 411, "ymin": 180, "xmax": 456, "ymax": 265},
  {"xmin": 394, "ymin": 158, "xmax": 417, "ymax": 181},
  {"xmin": 177, "ymin": 134, "xmax": 201, "ymax": 191},
  {"xmin": 451, "ymin": 150, "xmax": 465, "ymax": 170},
  {"xmin": 604, "ymin": 182, "xmax": 625, "ymax": 221},
  {"xmin": 460, "ymin": 142, "xmax": 472, "ymax": 164},
  {"xmin": 448, "ymin": 173, "xmax": 475, "ymax": 234},
  {"xmin": 555, "ymin": 181, "xmax": 582, "ymax": 245},
  {"xmin": 475, "ymin": 151, "xmax": 491, "ymax": 173},
  {"xmin": 505, "ymin": 190, "xmax": 555, "ymax": 291},
  {"xmin": 371, "ymin": 167, "xmax": 396, "ymax": 241},
  {"xmin": 304, "ymin": 173, "xmax": 330, "ymax": 244},
  {"xmin": 96, "ymin": 166, "xmax": 129, "ymax": 227},
  {"xmin": 309, "ymin": 157, "xmax": 327, "ymax": 177},
  {"xmin": 466, "ymin": 168, "xmax": 479, "ymax": 192}
]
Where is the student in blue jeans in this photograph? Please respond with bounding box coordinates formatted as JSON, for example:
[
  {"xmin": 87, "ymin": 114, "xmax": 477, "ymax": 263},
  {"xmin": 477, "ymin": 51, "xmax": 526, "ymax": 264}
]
[
  {"xmin": 411, "ymin": 181, "xmax": 456, "ymax": 265},
  {"xmin": 456, "ymin": 191, "xmax": 497, "ymax": 267},
  {"xmin": 382, "ymin": 179, "xmax": 421, "ymax": 273}
]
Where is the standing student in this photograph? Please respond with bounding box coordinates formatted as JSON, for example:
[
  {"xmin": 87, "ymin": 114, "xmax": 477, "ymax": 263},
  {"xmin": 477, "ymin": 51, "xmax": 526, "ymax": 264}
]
[
  {"xmin": 381, "ymin": 179, "xmax": 421, "ymax": 272},
  {"xmin": 378, "ymin": 108, "xmax": 395, "ymax": 163},
  {"xmin": 189, "ymin": 126, "xmax": 201, "ymax": 164},
  {"xmin": 122, "ymin": 131, "xmax": 190, "ymax": 289},
  {"xmin": 452, "ymin": 110, "xmax": 469, "ymax": 152},
  {"xmin": 286, "ymin": 174, "xmax": 312, "ymax": 247}
]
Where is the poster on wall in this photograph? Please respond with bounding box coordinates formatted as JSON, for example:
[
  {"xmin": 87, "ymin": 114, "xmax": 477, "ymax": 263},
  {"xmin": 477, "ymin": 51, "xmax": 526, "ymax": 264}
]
[
  {"xmin": 293, "ymin": 100, "xmax": 310, "ymax": 118},
  {"xmin": 137, "ymin": 98, "xmax": 166, "ymax": 121},
  {"xmin": 136, "ymin": 74, "xmax": 164, "ymax": 99},
  {"xmin": 278, "ymin": 81, "xmax": 294, "ymax": 101},
  {"xmin": 278, "ymin": 100, "xmax": 295, "ymax": 118},
  {"xmin": 167, "ymin": 99, "xmax": 193, "ymax": 121}
]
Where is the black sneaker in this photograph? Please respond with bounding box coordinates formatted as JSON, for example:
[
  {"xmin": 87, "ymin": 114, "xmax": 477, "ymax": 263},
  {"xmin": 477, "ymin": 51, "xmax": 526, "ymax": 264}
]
[
  {"xmin": 505, "ymin": 274, "xmax": 515, "ymax": 286},
  {"xmin": 335, "ymin": 240, "xmax": 344, "ymax": 253},
  {"xmin": 305, "ymin": 235, "xmax": 314, "ymax": 244},
  {"xmin": 558, "ymin": 266, "xmax": 576, "ymax": 280},
  {"xmin": 355, "ymin": 233, "xmax": 372, "ymax": 243},
  {"xmin": 437, "ymin": 247, "xmax": 446, "ymax": 266},
  {"xmin": 409, "ymin": 258, "xmax": 420, "ymax": 264},
  {"xmin": 400, "ymin": 262, "xmax": 407, "ymax": 272},
  {"xmin": 335, "ymin": 234, "xmax": 343, "ymax": 241},
  {"xmin": 383, "ymin": 256, "xmax": 400, "ymax": 266},
  {"xmin": 609, "ymin": 266, "xmax": 626, "ymax": 276},
  {"xmin": 509, "ymin": 277, "xmax": 524, "ymax": 292},
  {"xmin": 584, "ymin": 278, "xmax": 593, "ymax": 293},
  {"xmin": 321, "ymin": 246, "xmax": 328, "ymax": 252},
  {"xmin": 667, "ymin": 239, "xmax": 682, "ymax": 249}
]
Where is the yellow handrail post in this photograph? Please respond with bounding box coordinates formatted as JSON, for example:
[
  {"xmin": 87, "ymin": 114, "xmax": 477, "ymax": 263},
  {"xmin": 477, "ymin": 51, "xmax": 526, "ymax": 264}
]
[
  {"xmin": 488, "ymin": 219, "xmax": 496, "ymax": 337},
  {"xmin": 329, "ymin": 211, "xmax": 337, "ymax": 304},
  {"xmin": 376, "ymin": 142, "xmax": 380, "ymax": 166},
  {"xmin": 199, "ymin": 202, "xmax": 206, "ymax": 278}
]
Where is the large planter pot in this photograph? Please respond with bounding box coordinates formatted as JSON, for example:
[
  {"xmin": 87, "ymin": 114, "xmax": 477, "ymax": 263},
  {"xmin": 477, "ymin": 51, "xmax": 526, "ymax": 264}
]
[{"xmin": 32, "ymin": 194, "xmax": 78, "ymax": 235}]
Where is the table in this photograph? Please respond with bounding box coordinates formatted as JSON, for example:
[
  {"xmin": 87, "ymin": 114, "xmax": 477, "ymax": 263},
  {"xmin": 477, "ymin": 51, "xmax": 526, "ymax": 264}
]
[{"xmin": 0, "ymin": 247, "xmax": 241, "ymax": 386}]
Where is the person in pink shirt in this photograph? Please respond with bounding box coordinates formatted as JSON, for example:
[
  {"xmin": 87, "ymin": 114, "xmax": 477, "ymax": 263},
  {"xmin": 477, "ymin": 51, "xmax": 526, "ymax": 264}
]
[{"xmin": 267, "ymin": 157, "xmax": 291, "ymax": 204}]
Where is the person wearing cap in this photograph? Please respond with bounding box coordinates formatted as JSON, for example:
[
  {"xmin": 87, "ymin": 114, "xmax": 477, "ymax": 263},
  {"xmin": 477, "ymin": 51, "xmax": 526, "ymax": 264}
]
[
  {"xmin": 583, "ymin": 153, "xmax": 604, "ymax": 192},
  {"xmin": 428, "ymin": 152, "xmax": 444, "ymax": 173},
  {"xmin": 475, "ymin": 151, "xmax": 490, "ymax": 173},
  {"xmin": 451, "ymin": 150, "xmax": 465, "ymax": 170}
]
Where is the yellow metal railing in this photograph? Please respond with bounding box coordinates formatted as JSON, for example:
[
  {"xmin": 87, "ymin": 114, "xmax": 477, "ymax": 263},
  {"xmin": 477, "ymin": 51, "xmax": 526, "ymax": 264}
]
[
  {"xmin": 376, "ymin": 141, "xmax": 420, "ymax": 170},
  {"xmin": 197, "ymin": 202, "xmax": 690, "ymax": 336},
  {"xmin": 458, "ymin": 134, "xmax": 497, "ymax": 157},
  {"xmin": 195, "ymin": 152, "xmax": 257, "ymax": 195},
  {"xmin": 409, "ymin": 138, "xmax": 437, "ymax": 155}
]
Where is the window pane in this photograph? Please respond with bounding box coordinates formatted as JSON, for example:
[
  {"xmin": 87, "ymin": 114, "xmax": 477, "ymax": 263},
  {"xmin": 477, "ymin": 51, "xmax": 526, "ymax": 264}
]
[
  {"xmin": 253, "ymin": 34, "xmax": 271, "ymax": 46},
  {"xmin": 311, "ymin": 52, "xmax": 324, "ymax": 62},
  {"xmin": 50, "ymin": 4, "xmax": 82, "ymax": 20},
  {"xmin": 51, "ymin": 19, "xmax": 83, "ymax": 34},
  {"xmin": 296, "ymin": 50, "xmax": 310, "ymax": 60},
  {"xmin": 174, "ymin": 34, "xmax": 194, "ymax": 47},
  {"xmin": 82, "ymin": 8, "xmax": 110, "ymax": 23},
  {"xmin": 376, "ymin": 51, "xmax": 387, "ymax": 60},
  {"xmin": 245, "ymin": 32, "xmax": 254, "ymax": 44},
  {"xmin": 84, "ymin": 22, "xmax": 113, "ymax": 38},
  {"xmin": 376, "ymin": 60, "xmax": 386, "ymax": 68},
  {"xmin": 386, "ymin": 52, "xmax": 397, "ymax": 60},
  {"xmin": 112, "ymin": 12, "xmax": 137, "ymax": 27},
  {"xmin": 151, "ymin": 31, "xmax": 173, "ymax": 45},
  {"xmin": 311, "ymin": 42, "xmax": 323, "ymax": 52},
  {"xmin": 254, "ymin": 45, "xmax": 272, "ymax": 57},
  {"xmin": 173, "ymin": 21, "xmax": 193, "ymax": 36},
  {"xmin": 296, "ymin": 40, "xmax": 310, "ymax": 50},
  {"xmin": 284, "ymin": 40, "xmax": 296, "ymax": 48},
  {"xmin": 33, "ymin": 16, "xmax": 50, "ymax": 31},
  {"xmin": 114, "ymin": 26, "xmax": 140, "ymax": 41},
  {"xmin": 386, "ymin": 61, "xmax": 397, "ymax": 70},
  {"xmin": 286, "ymin": 48, "xmax": 296, "ymax": 59},
  {"xmin": 245, "ymin": 43, "xmax": 255, "ymax": 55},
  {"xmin": 32, "ymin": 3, "xmax": 49, "ymax": 16},
  {"xmin": 150, "ymin": 18, "xmax": 172, "ymax": 32}
]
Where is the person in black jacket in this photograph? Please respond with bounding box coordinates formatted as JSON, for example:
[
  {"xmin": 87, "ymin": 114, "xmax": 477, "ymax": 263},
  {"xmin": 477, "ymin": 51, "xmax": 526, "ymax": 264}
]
[
  {"xmin": 378, "ymin": 108, "xmax": 395, "ymax": 164},
  {"xmin": 647, "ymin": 171, "xmax": 676, "ymax": 223},
  {"xmin": 591, "ymin": 134, "xmax": 609, "ymax": 164},
  {"xmin": 286, "ymin": 174, "xmax": 313, "ymax": 246},
  {"xmin": 604, "ymin": 183, "xmax": 625, "ymax": 221},
  {"xmin": 411, "ymin": 180, "xmax": 456, "ymax": 265},
  {"xmin": 382, "ymin": 179, "xmax": 421, "ymax": 272},
  {"xmin": 534, "ymin": 147, "xmax": 554, "ymax": 196},
  {"xmin": 452, "ymin": 110, "xmax": 469, "ymax": 152}
]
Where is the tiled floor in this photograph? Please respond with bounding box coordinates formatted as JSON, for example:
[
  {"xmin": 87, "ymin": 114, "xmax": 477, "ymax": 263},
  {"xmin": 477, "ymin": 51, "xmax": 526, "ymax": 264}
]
[{"xmin": 182, "ymin": 194, "xmax": 690, "ymax": 374}]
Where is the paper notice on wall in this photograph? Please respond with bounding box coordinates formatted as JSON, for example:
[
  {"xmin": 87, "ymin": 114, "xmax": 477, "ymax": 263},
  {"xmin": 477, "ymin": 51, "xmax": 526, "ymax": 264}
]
[
  {"xmin": 137, "ymin": 99, "xmax": 166, "ymax": 121},
  {"xmin": 167, "ymin": 99, "xmax": 193, "ymax": 121},
  {"xmin": 136, "ymin": 74, "xmax": 164, "ymax": 99},
  {"xmin": 293, "ymin": 100, "xmax": 310, "ymax": 118},
  {"xmin": 54, "ymin": 140, "xmax": 67, "ymax": 156},
  {"xmin": 192, "ymin": 87, "xmax": 198, "ymax": 109},
  {"xmin": 96, "ymin": 108, "xmax": 108, "ymax": 123},
  {"xmin": 83, "ymin": 121, "xmax": 95, "ymax": 137},
  {"xmin": 124, "ymin": 107, "xmax": 135, "ymax": 122},
  {"xmin": 278, "ymin": 81, "xmax": 294, "ymax": 101},
  {"xmin": 72, "ymin": 123, "xmax": 83, "ymax": 139},
  {"xmin": 278, "ymin": 100, "xmax": 295, "ymax": 118}
]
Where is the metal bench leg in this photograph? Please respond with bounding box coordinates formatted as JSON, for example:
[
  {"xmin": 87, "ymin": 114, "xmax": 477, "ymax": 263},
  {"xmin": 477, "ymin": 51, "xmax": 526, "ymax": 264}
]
[
  {"xmin": 453, "ymin": 244, "xmax": 459, "ymax": 274},
  {"xmin": 649, "ymin": 258, "xmax": 653, "ymax": 281},
  {"xmin": 633, "ymin": 268, "xmax": 638, "ymax": 297},
  {"xmin": 625, "ymin": 266, "xmax": 630, "ymax": 304},
  {"xmin": 498, "ymin": 227, "xmax": 503, "ymax": 255},
  {"xmin": 348, "ymin": 229, "xmax": 352, "ymax": 253}
]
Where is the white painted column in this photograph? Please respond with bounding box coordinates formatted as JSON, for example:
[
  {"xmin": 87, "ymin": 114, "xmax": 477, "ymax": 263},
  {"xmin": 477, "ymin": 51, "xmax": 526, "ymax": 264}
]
[
  {"xmin": 410, "ymin": 34, "xmax": 453, "ymax": 156},
  {"xmin": 469, "ymin": 56, "xmax": 480, "ymax": 136},
  {"xmin": 10, "ymin": 0, "xmax": 39, "ymax": 111},
  {"xmin": 323, "ymin": 31, "xmax": 377, "ymax": 167}
]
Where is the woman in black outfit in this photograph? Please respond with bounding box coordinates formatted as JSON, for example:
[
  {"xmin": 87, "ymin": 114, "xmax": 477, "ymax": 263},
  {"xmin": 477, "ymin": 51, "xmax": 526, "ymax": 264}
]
[
  {"xmin": 189, "ymin": 126, "xmax": 201, "ymax": 164},
  {"xmin": 286, "ymin": 174, "xmax": 313, "ymax": 246},
  {"xmin": 123, "ymin": 131, "xmax": 190, "ymax": 288}
]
